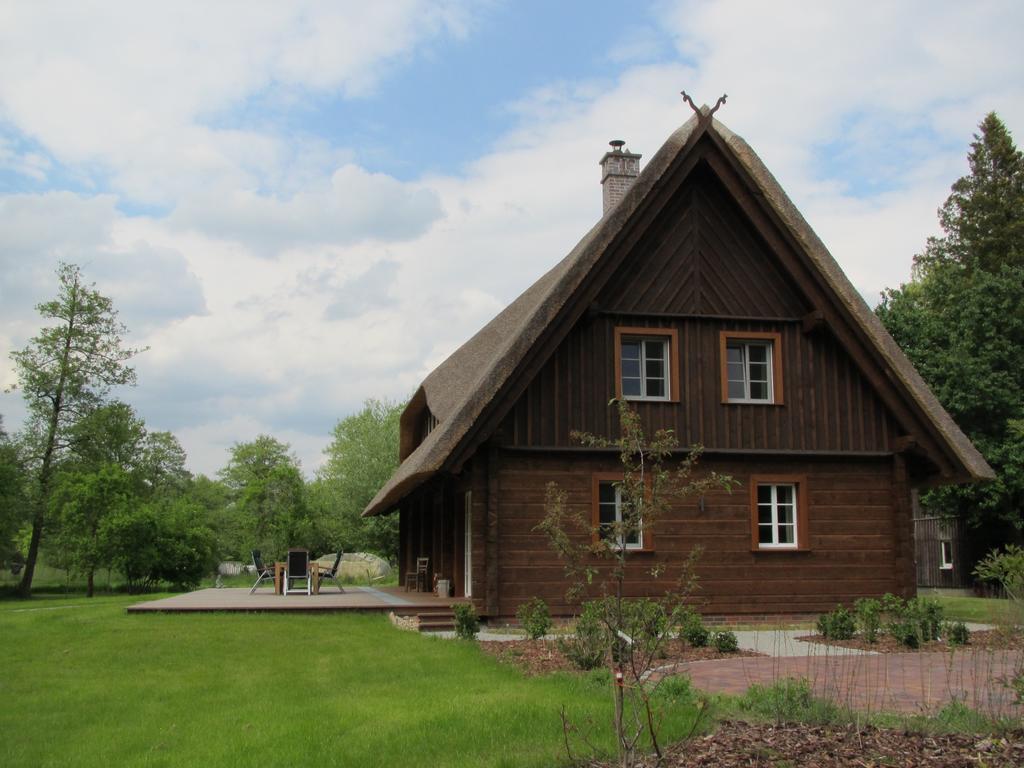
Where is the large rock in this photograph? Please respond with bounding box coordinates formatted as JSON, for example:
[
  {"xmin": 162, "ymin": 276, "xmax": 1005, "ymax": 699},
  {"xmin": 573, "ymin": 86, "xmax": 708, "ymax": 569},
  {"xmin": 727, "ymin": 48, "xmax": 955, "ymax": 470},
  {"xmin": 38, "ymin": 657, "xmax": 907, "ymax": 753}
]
[{"xmin": 315, "ymin": 552, "xmax": 391, "ymax": 581}]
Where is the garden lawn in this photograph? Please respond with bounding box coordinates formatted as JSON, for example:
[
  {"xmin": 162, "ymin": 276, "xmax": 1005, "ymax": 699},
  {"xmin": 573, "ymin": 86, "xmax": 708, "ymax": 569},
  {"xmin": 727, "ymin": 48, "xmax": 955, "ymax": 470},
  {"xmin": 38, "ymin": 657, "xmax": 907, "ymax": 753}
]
[
  {"xmin": 0, "ymin": 595, "xmax": 701, "ymax": 768},
  {"xmin": 933, "ymin": 596, "xmax": 1018, "ymax": 625}
]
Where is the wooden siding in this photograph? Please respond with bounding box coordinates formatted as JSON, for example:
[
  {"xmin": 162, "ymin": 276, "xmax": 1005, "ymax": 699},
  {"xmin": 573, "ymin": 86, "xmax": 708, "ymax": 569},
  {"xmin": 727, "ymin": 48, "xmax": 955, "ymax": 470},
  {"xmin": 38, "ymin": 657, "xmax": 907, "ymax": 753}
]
[
  {"xmin": 501, "ymin": 315, "xmax": 900, "ymax": 452},
  {"xmin": 491, "ymin": 452, "xmax": 910, "ymax": 618},
  {"xmin": 595, "ymin": 164, "xmax": 808, "ymax": 318},
  {"xmin": 398, "ymin": 462, "xmax": 488, "ymax": 602},
  {"xmin": 914, "ymin": 516, "xmax": 971, "ymax": 589}
]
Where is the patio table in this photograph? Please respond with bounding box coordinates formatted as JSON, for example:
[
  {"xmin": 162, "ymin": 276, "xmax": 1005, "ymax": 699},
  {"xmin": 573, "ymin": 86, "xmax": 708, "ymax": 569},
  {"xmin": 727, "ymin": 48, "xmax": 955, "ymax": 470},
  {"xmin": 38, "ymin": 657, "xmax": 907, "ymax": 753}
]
[{"xmin": 274, "ymin": 560, "xmax": 320, "ymax": 595}]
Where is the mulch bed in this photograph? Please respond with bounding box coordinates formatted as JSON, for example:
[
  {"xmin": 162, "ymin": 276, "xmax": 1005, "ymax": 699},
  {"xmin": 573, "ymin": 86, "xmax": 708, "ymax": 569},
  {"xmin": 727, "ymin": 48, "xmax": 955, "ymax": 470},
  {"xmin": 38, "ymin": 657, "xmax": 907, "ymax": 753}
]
[
  {"xmin": 479, "ymin": 638, "xmax": 762, "ymax": 676},
  {"xmin": 796, "ymin": 629, "xmax": 1024, "ymax": 654},
  {"xmin": 605, "ymin": 720, "xmax": 1024, "ymax": 767}
]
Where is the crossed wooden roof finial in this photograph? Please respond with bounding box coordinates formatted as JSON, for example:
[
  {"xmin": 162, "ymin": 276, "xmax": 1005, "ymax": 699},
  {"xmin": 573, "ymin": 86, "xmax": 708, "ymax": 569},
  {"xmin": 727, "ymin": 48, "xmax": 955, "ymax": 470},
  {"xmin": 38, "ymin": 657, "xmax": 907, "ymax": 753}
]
[{"xmin": 681, "ymin": 91, "xmax": 727, "ymax": 121}]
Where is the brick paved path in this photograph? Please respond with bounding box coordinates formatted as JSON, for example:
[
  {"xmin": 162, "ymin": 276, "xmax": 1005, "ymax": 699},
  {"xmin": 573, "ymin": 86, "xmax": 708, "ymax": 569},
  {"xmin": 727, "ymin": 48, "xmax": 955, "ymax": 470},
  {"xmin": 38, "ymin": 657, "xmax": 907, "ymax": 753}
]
[{"xmin": 680, "ymin": 650, "xmax": 1022, "ymax": 715}]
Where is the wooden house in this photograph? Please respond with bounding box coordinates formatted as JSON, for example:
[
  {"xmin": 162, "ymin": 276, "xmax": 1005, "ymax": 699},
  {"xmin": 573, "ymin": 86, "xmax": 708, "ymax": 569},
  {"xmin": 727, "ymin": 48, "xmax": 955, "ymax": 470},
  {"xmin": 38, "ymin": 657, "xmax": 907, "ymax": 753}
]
[{"xmin": 363, "ymin": 108, "xmax": 993, "ymax": 619}]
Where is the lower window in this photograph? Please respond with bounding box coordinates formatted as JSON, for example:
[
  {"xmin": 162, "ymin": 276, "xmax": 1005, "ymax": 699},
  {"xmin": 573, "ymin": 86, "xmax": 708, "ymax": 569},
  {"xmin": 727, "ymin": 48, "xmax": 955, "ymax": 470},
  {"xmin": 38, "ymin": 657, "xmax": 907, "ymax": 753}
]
[
  {"xmin": 594, "ymin": 479, "xmax": 644, "ymax": 550},
  {"xmin": 939, "ymin": 540, "xmax": 953, "ymax": 570},
  {"xmin": 750, "ymin": 475, "xmax": 808, "ymax": 551}
]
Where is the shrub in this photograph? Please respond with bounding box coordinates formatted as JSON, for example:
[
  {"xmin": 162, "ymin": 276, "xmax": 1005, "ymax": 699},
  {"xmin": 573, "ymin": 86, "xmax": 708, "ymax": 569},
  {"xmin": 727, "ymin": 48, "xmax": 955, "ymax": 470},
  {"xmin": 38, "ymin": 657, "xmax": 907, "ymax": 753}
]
[
  {"xmin": 889, "ymin": 619, "xmax": 919, "ymax": 649},
  {"xmin": 620, "ymin": 599, "xmax": 668, "ymax": 660},
  {"xmin": 854, "ymin": 597, "xmax": 881, "ymax": 643},
  {"xmin": 911, "ymin": 597, "xmax": 944, "ymax": 642},
  {"xmin": 881, "ymin": 594, "xmax": 921, "ymax": 647},
  {"xmin": 738, "ymin": 677, "xmax": 841, "ymax": 725},
  {"xmin": 712, "ymin": 630, "xmax": 739, "ymax": 653},
  {"xmin": 559, "ymin": 601, "xmax": 607, "ymax": 670},
  {"xmin": 816, "ymin": 605, "xmax": 856, "ymax": 640},
  {"xmin": 516, "ymin": 597, "xmax": 552, "ymax": 640},
  {"xmin": 678, "ymin": 607, "xmax": 709, "ymax": 647},
  {"xmin": 944, "ymin": 620, "xmax": 970, "ymax": 646},
  {"xmin": 452, "ymin": 603, "xmax": 480, "ymax": 640}
]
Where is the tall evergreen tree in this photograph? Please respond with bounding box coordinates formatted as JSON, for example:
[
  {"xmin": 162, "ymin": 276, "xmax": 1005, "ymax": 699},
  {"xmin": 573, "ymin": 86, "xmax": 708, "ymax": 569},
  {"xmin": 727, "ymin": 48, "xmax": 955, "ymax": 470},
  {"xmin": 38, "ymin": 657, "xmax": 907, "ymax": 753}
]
[
  {"xmin": 9, "ymin": 263, "xmax": 143, "ymax": 596},
  {"xmin": 877, "ymin": 113, "xmax": 1024, "ymax": 550}
]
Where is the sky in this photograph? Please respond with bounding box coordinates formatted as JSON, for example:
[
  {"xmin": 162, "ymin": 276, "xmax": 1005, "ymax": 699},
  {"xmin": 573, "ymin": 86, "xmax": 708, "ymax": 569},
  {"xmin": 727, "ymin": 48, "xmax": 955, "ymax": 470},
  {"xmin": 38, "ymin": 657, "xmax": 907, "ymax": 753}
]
[{"xmin": 0, "ymin": 0, "xmax": 1021, "ymax": 478}]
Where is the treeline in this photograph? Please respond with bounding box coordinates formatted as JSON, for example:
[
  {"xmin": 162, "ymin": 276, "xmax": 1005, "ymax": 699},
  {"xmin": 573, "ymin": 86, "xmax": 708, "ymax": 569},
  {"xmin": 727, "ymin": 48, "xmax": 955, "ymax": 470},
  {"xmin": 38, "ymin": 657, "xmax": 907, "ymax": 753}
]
[
  {"xmin": 0, "ymin": 398, "xmax": 402, "ymax": 595},
  {"xmin": 0, "ymin": 262, "xmax": 402, "ymax": 596}
]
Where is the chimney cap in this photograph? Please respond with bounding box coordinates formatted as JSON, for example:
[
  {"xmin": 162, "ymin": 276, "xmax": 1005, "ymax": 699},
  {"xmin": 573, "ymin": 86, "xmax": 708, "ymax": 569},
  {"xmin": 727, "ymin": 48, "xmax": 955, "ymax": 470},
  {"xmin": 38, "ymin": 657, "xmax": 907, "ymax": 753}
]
[{"xmin": 609, "ymin": 139, "xmax": 626, "ymax": 152}]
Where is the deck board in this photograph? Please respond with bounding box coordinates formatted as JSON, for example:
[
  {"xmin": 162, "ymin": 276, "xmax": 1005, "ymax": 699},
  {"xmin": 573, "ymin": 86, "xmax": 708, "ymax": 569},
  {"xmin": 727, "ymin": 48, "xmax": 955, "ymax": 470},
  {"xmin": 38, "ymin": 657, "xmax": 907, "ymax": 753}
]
[{"xmin": 127, "ymin": 586, "xmax": 467, "ymax": 614}]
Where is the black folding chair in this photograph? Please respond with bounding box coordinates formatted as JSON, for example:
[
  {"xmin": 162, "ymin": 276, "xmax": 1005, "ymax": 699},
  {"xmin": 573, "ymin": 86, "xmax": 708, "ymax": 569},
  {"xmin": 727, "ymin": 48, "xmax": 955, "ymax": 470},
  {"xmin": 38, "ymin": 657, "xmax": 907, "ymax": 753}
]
[
  {"xmin": 317, "ymin": 551, "xmax": 344, "ymax": 593},
  {"xmin": 283, "ymin": 548, "xmax": 311, "ymax": 595},
  {"xmin": 249, "ymin": 550, "xmax": 275, "ymax": 594}
]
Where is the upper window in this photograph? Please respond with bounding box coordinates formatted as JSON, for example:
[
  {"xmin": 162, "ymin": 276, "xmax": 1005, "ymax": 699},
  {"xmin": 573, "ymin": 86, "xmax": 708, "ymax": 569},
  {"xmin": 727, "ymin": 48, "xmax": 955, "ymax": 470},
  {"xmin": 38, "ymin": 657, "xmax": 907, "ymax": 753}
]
[
  {"xmin": 592, "ymin": 475, "xmax": 649, "ymax": 551},
  {"xmin": 614, "ymin": 327, "xmax": 679, "ymax": 402},
  {"xmin": 720, "ymin": 331, "xmax": 783, "ymax": 405},
  {"xmin": 750, "ymin": 475, "xmax": 807, "ymax": 551}
]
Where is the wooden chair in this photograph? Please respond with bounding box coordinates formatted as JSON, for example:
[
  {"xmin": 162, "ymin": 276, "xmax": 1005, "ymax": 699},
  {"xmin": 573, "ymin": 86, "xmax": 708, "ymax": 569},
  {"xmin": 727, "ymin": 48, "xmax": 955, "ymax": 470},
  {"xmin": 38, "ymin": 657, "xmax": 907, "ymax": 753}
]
[
  {"xmin": 404, "ymin": 557, "xmax": 429, "ymax": 592},
  {"xmin": 283, "ymin": 548, "xmax": 311, "ymax": 595}
]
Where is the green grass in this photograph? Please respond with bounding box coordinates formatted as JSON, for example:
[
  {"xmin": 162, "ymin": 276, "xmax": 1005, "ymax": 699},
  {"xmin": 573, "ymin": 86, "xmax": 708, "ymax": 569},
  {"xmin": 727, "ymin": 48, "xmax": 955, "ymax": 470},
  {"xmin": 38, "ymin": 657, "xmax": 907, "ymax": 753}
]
[
  {"xmin": 0, "ymin": 595, "xmax": 701, "ymax": 767},
  {"xmin": 932, "ymin": 596, "xmax": 1016, "ymax": 624}
]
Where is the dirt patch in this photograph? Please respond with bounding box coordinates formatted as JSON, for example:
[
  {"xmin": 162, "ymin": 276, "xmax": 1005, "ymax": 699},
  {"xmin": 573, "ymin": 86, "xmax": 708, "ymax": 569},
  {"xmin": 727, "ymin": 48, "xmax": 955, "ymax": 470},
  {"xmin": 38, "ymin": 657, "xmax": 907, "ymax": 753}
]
[
  {"xmin": 604, "ymin": 720, "xmax": 1024, "ymax": 767},
  {"xmin": 479, "ymin": 638, "xmax": 763, "ymax": 676},
  {"xmin": 797, "ymin": 629, "xmax": 1024, "ymax": 654}
]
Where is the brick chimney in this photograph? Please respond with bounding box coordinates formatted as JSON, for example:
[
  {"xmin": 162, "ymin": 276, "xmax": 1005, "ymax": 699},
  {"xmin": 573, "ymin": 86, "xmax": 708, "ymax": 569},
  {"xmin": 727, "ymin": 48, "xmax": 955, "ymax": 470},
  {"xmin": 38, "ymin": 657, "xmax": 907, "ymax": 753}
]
[{"xmin": 599, "ymin": 139, "xmax": 641, "ymax": 215}]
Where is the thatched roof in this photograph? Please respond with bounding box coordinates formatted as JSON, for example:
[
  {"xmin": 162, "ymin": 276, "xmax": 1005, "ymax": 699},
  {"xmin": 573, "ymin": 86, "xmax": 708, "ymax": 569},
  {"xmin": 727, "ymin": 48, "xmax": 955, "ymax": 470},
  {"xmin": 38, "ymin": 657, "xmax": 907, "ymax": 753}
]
[{"xmin": 364, "ymin": 110, "xmax": 993, "ymax": 517}]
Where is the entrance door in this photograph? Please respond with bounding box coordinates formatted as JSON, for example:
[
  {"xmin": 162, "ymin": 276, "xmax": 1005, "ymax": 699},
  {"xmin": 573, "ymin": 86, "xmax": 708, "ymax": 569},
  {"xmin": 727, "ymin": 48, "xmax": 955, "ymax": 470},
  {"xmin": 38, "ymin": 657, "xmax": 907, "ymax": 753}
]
[{"xmin": 463, "ymin": 491, "xmax": 472, "ymax": 597}]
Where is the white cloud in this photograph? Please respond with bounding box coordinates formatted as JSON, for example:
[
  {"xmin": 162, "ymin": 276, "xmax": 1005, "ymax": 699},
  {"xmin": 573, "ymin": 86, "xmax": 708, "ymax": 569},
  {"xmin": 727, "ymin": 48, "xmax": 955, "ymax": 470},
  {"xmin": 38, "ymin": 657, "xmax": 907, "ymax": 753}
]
[
  {"xmin": 1, "ymin": 1, "xmax": 1021, "ymax": 478},
  {"xmin": 0, "ymin": 1, "xmax": 471, "ymax": 202}
]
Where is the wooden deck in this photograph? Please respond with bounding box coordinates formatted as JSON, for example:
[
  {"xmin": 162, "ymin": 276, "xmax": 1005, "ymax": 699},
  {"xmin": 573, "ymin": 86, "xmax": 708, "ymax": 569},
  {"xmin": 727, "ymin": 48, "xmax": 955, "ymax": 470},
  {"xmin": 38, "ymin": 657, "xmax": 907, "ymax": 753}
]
[{"xmin": 127, "ymin": 586, "xmax": 468, "ymax": 614}]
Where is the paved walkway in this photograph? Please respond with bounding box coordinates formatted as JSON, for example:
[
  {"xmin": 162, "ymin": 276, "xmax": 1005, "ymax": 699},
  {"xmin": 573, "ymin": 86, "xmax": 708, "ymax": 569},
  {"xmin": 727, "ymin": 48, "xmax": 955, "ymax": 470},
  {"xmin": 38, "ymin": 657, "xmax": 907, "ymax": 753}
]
[
  {"xmin": 681, "ymin": 627, "xmax": 1023, "ymax": 715},
  {"xmin": 468, "ymin": 625, "xmax": 1022, "ymax": 716}
]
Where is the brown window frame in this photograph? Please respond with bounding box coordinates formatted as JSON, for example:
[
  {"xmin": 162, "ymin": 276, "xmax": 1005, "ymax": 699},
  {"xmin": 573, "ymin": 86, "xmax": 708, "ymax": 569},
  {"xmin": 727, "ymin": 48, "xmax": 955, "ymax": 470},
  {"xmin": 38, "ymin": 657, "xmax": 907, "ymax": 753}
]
[
  {"xmin": 719, "ymin": 330, "xmax": 784, "ymax": 405},
  {"xmin": 591, "ymin": 473, "xmax": 655, "ymax": 552},
  {"xmin": 614, "ymin": 326, "xmax": 680, "ymax": 402},
  {"xmin": 749, "ymin": 474, "xmax": 809, "ymax": 552}
]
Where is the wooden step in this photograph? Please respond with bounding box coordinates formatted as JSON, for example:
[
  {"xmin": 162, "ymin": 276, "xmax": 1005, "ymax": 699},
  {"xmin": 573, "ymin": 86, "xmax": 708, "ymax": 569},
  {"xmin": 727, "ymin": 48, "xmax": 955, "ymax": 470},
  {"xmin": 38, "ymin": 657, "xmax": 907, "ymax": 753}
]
[{"xmin": 416, "ymin": 610, "xmax": 456, "ymax": 632}]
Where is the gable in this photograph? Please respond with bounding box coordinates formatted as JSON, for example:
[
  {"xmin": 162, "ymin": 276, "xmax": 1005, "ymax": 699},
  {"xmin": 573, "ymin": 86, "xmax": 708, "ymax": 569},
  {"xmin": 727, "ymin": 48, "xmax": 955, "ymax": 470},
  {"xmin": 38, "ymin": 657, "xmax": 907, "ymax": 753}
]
[
  {"xmin": 597, "ymin": 163, "xmax": 808, "ymax": 318},
  {"xmin": 363, "ymin": 113, "xmax": 992, "ymax": 518}
]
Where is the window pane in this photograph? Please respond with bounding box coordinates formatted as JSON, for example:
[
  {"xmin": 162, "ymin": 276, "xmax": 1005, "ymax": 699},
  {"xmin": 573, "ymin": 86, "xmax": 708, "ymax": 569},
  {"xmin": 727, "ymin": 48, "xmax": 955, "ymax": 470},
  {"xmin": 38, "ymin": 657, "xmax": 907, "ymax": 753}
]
[
  {"xmin": 728, "ymin": 380, "xmax": 746, "ymax": 400},
  {"xmin": 776, "ymin": 485, "xmax": 794, "ymax": 505},
  {"xmin": 625, "ymin": 527, "xmax": 640, "ymax": 545},
  {"xmin": 727, "ymin": 361, "xmax": 746, "ymax": 382},
  {"xmin": 758, "ymin": 524, "xmax": 773, "ymax": 544},
  {"xmin": 757, "ymin": 485, "xmax": 773, "ymax": 504},
  {"xmin": 778, "ymin": 524, "xmax": 795, "ymax": 545},
  {"xmin": 749, "ymin": 381, "xmax": 769, "ymax": 400},
  {"xmin": 621, "ymin": 341, "xmax": 640, "ymax": 360},
  {"xmin": 726, "ymin": 345, "xmax": 744, "ymax": 365},
  {"xmin": 622, "ymin": 359, "xmax": 641, "ymax": 378},
  {"xmin": 599, "ymin": 482, "xmax": 616, "ymax": 505},
  {"xmin": 749, "ymin": 362, "xmax": 769, "ymax": 382},
  {"xmin": 622, "ymin": 378, "xmax": 641, "ymax": 396},
  {"xmin": 644, "ymin": 340, "xmax": 664, "ymax": 360},
  {"xmin": 645, "ymin": 359, "xmax": 664, "ymax": 379},
  {"xmin": 646, "ymin": 379, "xmax": 664, "ymax": 397},
  {"xmin": 777, "ymin": 504, "xmax": 794, "ymax": 525},
  {"xmin": 758, "ymin": 505, "xmax": 773, "ymax": 526},
  {"xmin": 747, "ymin": 344, "xmax": 768, "ymax": 364}
]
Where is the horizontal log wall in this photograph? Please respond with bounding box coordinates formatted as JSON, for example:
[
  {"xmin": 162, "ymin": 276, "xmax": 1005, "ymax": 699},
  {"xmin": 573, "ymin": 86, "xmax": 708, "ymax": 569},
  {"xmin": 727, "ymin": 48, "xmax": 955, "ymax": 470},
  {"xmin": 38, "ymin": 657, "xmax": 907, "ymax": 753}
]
[{"xmin": 492, "ymin": 451, "xmax": 908, "ymax": 617}]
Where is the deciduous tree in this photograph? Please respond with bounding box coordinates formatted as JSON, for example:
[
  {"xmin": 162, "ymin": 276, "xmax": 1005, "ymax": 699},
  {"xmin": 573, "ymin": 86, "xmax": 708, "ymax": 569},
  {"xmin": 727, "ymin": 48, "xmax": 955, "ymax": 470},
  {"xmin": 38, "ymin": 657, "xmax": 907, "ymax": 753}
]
[
  {"xmin": 9, "ymin": 263, "xmax": 143, "ymax": 596},
  {"xmin": 313, "ymin": 398, "xmax": 403, "ymax": 559}
]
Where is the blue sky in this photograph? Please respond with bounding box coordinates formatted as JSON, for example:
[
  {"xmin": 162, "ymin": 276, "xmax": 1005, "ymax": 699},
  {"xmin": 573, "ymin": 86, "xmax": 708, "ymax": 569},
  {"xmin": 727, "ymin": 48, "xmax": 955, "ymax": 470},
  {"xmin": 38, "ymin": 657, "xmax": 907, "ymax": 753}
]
[{"xmin": 0, "ymin": 0, "xmax": 1021, "ymax": 476}]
